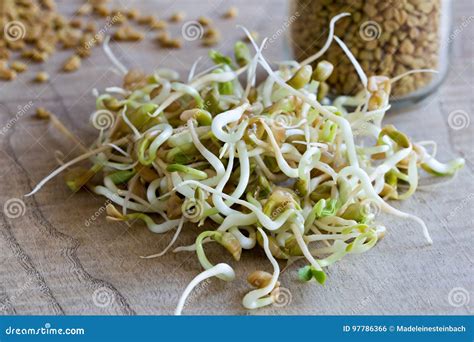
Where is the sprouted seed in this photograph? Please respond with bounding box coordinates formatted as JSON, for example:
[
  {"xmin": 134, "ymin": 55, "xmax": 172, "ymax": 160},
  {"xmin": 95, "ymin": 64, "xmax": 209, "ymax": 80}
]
[{"xmin": 27, "ymin": 14, "xmax": 465, "ymax": 315}]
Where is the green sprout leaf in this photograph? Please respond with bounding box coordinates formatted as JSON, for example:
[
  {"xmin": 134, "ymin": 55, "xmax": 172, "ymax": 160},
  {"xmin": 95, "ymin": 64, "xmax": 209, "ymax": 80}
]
[{"xmin": 298, "ymin": 266, "xmax": 327, "ymax": 285}]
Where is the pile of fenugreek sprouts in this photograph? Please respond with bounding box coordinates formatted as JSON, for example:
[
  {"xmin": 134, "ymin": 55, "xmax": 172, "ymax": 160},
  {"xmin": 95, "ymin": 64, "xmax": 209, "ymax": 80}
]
[{"xmin": 27, "ymin": 14, "xmax": 464, "ymax": 315}]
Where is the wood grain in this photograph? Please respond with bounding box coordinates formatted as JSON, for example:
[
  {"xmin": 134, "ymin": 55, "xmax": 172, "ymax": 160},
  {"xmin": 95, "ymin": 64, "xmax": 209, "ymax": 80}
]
[{"xmin": 0, "ymin": 0, "xmax": 472, "ymax": 315}]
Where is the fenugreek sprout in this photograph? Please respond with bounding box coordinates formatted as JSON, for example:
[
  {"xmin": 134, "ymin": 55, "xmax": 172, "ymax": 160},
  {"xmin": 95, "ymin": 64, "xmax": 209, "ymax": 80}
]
[{"xmin": 27, "ymin": 14, "xmax": 464, "ymax": 316}]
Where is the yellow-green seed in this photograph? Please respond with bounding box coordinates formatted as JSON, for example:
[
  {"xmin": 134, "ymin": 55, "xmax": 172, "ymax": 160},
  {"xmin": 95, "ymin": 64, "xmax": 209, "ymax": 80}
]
[{"xmin": 287, "ymin": 65, "xmax": 312, "ymax": 89}]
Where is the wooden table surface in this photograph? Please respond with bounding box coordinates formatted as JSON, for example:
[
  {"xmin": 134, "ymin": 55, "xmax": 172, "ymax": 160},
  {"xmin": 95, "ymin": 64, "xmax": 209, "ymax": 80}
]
[{"xmin": 0, "ymin": 0, "xmax": 472, "ymax": 315}]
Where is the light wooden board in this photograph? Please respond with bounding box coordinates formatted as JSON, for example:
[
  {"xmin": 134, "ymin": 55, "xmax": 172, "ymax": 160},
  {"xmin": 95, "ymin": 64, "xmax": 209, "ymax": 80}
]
[{"xmin": 0, "ymin": 0, "xmax": 472, "ymax": 315}]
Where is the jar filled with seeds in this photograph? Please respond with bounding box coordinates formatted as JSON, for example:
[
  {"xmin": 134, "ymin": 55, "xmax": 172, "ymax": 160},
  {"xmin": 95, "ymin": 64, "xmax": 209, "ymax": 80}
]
[{"xmin": 290, "ymin": 0, "xmax": 453, "ymax": 107}]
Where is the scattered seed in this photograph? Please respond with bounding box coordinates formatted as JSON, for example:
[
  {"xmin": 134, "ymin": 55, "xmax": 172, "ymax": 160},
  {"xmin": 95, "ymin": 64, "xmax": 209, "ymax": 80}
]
[
  {"xmin": 0, "ymin": 68, "xmax": 17, "ymax": 81},
  {"xmin": 202, "ymin": 27, "xmax": 221, "ymax": 46},
  {"xmin": 158, "ymin": 35, "xmax": 182, "ymax": 49},
  {"xmin": 150, "ymin": 19, "xmax": 167, "ymax": 30},
  {"xmin": 156, "ymin": 31, "xmax": 170, "ymax": 44},
  {"xmin": 10, "ymin": 61, "xmax": 28, "ymax": 73},
  {"xmin": 35, "ymin": 71, "xmax": 50, "ymax": 83},
  {"xmin": 169, "ymin": 11, "xmax": 185, "ymax": 22},
  {"xmin": 197, "ymin": 16, "xmax": 212, "ymax": 26},
  {"xmin": 42, "ymin": 0, "xmax": 56, "ymax": 11},
  {"xmin": 69, "ymin": 18, "xmax": 83, "ymax": 29},
  {"xmin": 62, "ymin": 55, "xmax": 81, "ymax": 72},
  {"xmin": 291, "ymin": 0, "xmax": 443, "ymax": 97},
  {"xmin": 223, "ymin": 6, "xmax": 238, "ymax": 19},
  {"xmin": 126, "ymin": 8, "xmax": 140, "ymax": 20},
  {"xmin": 93, "ymin": 4, "xmax": 110, "ymax": 17},
  {"xmin": 113, "ymin": 25, "xmax": 144, "ymax": 41},
  {"xmin": 76, "ymin": 3, "xmax": 92, "ymax": 16},
  {"xmin": 111, "ymin": 10, "xmax": 126, "ymax": 24},
  {"xmin": 136, "ymin": 15, "xmax": 155, "ymax": 25},
  {"xmin": 31, "ymin": 49, "xmax": 49, "ymax": 63},
  {"xmin": 84, "ymin": 22, "xmax": 97, "ymax": 33}
]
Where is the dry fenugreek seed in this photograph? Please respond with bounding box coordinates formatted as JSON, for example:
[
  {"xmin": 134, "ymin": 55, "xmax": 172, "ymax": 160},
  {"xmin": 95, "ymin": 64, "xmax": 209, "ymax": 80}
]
[
  {"xmin": 69, "ymin": 18, "xmax": 83, "ymax": 28},
  {"xmin": 10, "ymin": 61, "xmax": 28, "ymax": 73},
  {"xmin": 7, "ymin": 40, "xmax": 25, "ymax": 51},
  {"xmin": 136, "ymin": 15, "xmax": 154, "ymax": 25},
  {"xmin": 0, "ymin": 48, "xmax": 10, "ymax": 59},
  {"xmin": 110, "ymin": 10, "xmax": 126, "ymax": 24},
  {"xmin": 161, "ymin": 38, "xmax": 182, "ymax": 49},
  {"xmin": 202, "ymin": 27, "xmax": 221, "ymax": 46},
  {"xmin": 35, "ymin": 71, "xmax": 50, "ymax": 82},
  {"xmin": 150, "ymin": 19, "xmax": 167, "ymax": 30},
  {"xmin": 62, "ymin": 55, "xmax": 81, "ymax": 72},
  {"xmin": 42, "ymin": 0, "xmax": 56, "ymax": 11},
  {"xmin": 156, "ymin": 31, "xmax": 170, "ymax": 44},
  {"xmin": 76, "ymin": 3, "xmax": 92, "ymax": 16},
  {"xmin": 113, "ymin": 25, "xmax": 144, "ymax": 41},
  {"xmin": 32, "ymin": 49, "xmax": 49, "ymax": 62},
  {"xmin": 0, "ymin": 68, "xmax": 17, "ymax": 81},
  {"xmin": 197, "ymin": 16, "xmax": 212, "ymax": 26},
  {"xmin": 84, "ymin": 22, "xmax": 97, "ymax": 33},
  {"xmin": 169, "ymin": 11, "xmax": 185, "ymax": 22},
  {"xmin": 93, "ymin": 4, "xmax": 110, "ymax": 17},
  {"xmin": 223, "ymin": 6, "xmax": 238, "ymax": 19},
  {"xmin": 126, "ymin": 8, "xmax": 140, "ymax": 20}
]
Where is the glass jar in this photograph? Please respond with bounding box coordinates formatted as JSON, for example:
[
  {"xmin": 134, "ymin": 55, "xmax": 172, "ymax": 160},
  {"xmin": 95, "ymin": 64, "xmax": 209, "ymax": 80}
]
[{"xmin": 290, "ymin": 0, "xmax": 453, "ymax": 108}]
